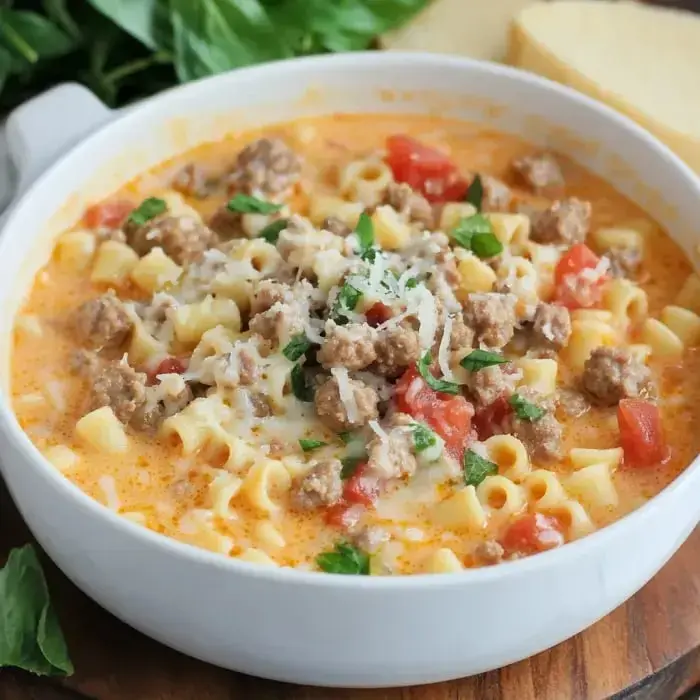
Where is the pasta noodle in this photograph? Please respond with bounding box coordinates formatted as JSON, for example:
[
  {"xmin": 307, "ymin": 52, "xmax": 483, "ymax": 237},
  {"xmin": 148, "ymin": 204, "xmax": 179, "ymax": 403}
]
[
  {"xmin": 569, "ymin": 447, "xmax": 623, "ymax": 471},
  {"xmin": 425, "ymin": 548, "xmax": 464, "ymax": 573},
  {"xmin": 42, "ymin": 445, "xmax": 79, "ymax": 472},
  {"xmin": 483, "ymin": 434, "xmax": 530, "ymax": 482},
  {"xmin": 486, "ymin": 213, "xmax": 530, "ymax": 252},
  {"xmin": 476, "ymin": 475, "xmax": 527, "ymax": 517},
  {"xmin": 675, "ymin": 273, "xmax": 700, "ymax": 314},
  {"xmin": 75, "ymin": 406, "xmax": 128, "ymax": 453},
  {"xmin": 54, "ymin": 230, "xmax": 96, "ymax": 271},
  {"xmin": 130, "ymin": 247, "xmax": 183, "ymax": 293},
  {"xmin": 515, "ymin": 358, "xmax": 558, "ymax": 396},
  {"xmin": 371, "ymin": 204, "xmax": 412, "ymax": 250},
  {"xmin": 566, "ymin": 318, "xmax": 617, "ymax": 371},
  {"xmin": 339, "ymin": 158, "xmax": 394, "ymax": 206},
  {"xmin": 173, "ymin": 296, "xmax": 241, "ymax": 345},
  {"xmin": 603, "ymin": 278, "xmax": 648, "ymax": 328},
  {"xmin": 255, "ymin": 521, "xmax": 286, "ymax": 550},
  {"xmin": 91, "ymin": 240, "xmax": 139, "ymax": 285},
  {"xmin": 240, "ymin": 458, "xmax": 292, "ymax": 515},
  {"xmin": 237, "ymin": 548, "xmax": 278, "ymax": 566},
  {"xmin": 208, "ymin": 469, "xmax": 243, "ymax": 519},
  {"xmin": 439, "ymin": 203, "xmax": 477, "ymax": 231},
  {"xmin": 565, "ymin": 463, "xmax": 618, "ymax": 510},
  {"xmin": 309, "ymin": 194, "xmax": 364, "ymax": 228},
  {"xmin": 591, "ymin": 225, "xmax": 644, "ymax": 254},
  {"xmin": 454, "ymin": 250, "xmax": 497, "ymax": 297},
  {"xmin": 546, "ymin": 500, "xmax": 596, "ymax": 539},
  {"xmin": 523, "ymin": 469, "xmax": 568, "ymax": 510},
  {"xmin": 433, "ymin": 486, "xmax": 487, "ymax": 530}
]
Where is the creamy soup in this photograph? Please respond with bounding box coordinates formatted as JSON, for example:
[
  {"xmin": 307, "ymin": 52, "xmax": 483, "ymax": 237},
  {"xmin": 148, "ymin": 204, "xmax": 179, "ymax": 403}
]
[{"xmin": 11, "ymin": 114, "xmax": 700, "ymax": 575}]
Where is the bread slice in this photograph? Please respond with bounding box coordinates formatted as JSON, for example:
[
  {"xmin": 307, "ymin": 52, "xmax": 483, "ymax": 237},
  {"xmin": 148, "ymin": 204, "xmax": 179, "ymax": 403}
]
[
  {"xmin": 380, "ymin": 0, "xmax": 543, "ymax": 63},
  {"xmin": 509, "ymin": 1, "xmax": 700, "ymax": 173}
]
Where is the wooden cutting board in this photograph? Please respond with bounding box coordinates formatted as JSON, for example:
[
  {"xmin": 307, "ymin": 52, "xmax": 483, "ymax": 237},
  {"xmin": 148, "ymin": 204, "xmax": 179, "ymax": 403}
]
[{"xmin": 2, "ymin": 476, "xmax": 700, "ymax": 700}]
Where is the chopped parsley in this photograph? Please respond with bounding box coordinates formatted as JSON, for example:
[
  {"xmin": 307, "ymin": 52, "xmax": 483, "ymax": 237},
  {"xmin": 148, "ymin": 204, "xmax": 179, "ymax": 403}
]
[
  {"xmin": 226, "ymin": 193, "xmax": 283, "ymax": 214},
  {"xmin": 417, "ymin": 351, "xmax": 460, "ymax": 395},
  {"xmin": 299, "ymin": 439, "xmax": 327, "ymax": 452},
  {"xmin": 258, "ymin": 218, "xmax": 288, "ymax": 244},
  {"xmin": 316, "ymin": 542, "xmax": 369, "ymax": 575},
  {"xmin": 450, "ymin": 214, "xmax": 503, "ymax": 259},
  {"xmin": 355, "ymin": 212, "xmax": 375, "ymax": 258},
  {"xmin": 127, "ymin": 197, "xmax": 166, "ymax": 226},
  {"xmin": 412, "ymin": 422, "xmax": 438, "ymax": 453},
  {"xmin": 331, "ymin": 283, "xmax": 362, "ymax": 324},
  {"xmin": 283, "ymin": 334, "xmax": 312, "ymax": 362},
  {"xmin": 509, "ymin": 393, "xmax": 545, "ymax": 422},
  {"xmin": 290, "ymin": 364, "xmax": 313, "ymax": 402},
  {"xmin": 465, "ymin": 174, "xmax": 484, "ymax": 211},
  {"xmin": 460, "ymin": 349, "xmax": 508, "ymax": 372},
  {"xmin": 463, "ymin": 449, "xmax": 498, "ymax": 487}
]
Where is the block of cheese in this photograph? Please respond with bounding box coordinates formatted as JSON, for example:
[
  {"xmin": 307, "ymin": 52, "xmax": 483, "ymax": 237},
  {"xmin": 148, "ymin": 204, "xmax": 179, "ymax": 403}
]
[
  {"xmin": 380, "ymin": 0, "xmax": 544, "ymax": 63},
  {"xmin": 509, "ymin": 1, "xmax": 700, "ymax": 174}
]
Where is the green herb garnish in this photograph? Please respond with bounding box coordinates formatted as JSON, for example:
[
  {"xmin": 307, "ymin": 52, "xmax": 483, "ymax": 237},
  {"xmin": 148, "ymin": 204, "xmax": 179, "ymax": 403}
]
[
  {"xmin": 405, "ymin": 277, "xmax": 418, "ymax": 289},
  {"xmin": 460, "ymin": 349, "xmax": 508, "ymax": 372},
  {"xmin": 290, "ymin": 364, "xmax": 313, "ymax": 402},
  {"xmin": 450, "ymin": 214, "xmax": 503, "ymax": 259},
  {"xmin": 412, "ymin": 423, "xmax": 438, "ymax": 453},
  {"xmin": 316, "ymin": 542, "xmax": 369, "ymax": 575},
  {"xmin": 355, "ymin": 212, "xmax": 374, "ymax": 257},
  {"xmin": 258, "ymin": 218, "xmax": 288, "ymax": 244},
  {"xmin": 417, "ymin": 351, "xmax": 460, "ymax": 395},
  {"xmin": 331, "ymin": 283, "xmax": 362, "ymax": 324},
  {"xmin": 226, "ymin": 193, "xmax": 283, "ymax": 215},
  {"xmin": 299, "ymin": 439, "xmax": 327, "ymax": 452},
  {"xmin": 341, "ymin": 456, "xmax": 363, "ymax": 479},
  {"xmin": 283, "ymin": 334, "xmax": 311, "ymax": 362},
  {"xmin": 509, "ymin": 393, "xmax": 545, "ymax": 422},
  {"xmin": 463, "ymin": 449, "xmax": 498, "ymax": 487},
  {"xmin": 0, "ymin": 544, "xmax": 73, "ymax": 676},
  {"xmin": 465, "ymin": 174, "xmax": 484, "ymax": 211},
  {"xmin": 339, "ymin": 431, "xmax": 353, "ymax": 444},
  {"xmin": 127, "ymin": 197, "xmax": 166, "ymax": 226}
]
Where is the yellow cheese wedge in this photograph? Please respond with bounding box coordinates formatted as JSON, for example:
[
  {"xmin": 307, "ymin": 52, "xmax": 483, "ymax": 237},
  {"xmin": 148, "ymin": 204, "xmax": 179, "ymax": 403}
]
[
  {"xmin": 380, "ymin": 0, "xmax": 544, "ymax": 63},
  {"xmin": 509, "ymin": 1, "xmax": 700, "ymax": 173}
]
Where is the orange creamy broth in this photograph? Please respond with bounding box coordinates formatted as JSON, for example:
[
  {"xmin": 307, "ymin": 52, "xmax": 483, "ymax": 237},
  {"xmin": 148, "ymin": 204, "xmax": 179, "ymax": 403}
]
[{"xmin": 10, "ymin": 113, "xmax": 700, "ymax": 573}]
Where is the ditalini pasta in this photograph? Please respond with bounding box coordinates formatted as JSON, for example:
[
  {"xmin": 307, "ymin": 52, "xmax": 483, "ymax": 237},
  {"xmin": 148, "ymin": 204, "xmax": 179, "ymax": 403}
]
[{"xmin": 11, "ymin": 114, "xmax": 700, "ymax": 576}]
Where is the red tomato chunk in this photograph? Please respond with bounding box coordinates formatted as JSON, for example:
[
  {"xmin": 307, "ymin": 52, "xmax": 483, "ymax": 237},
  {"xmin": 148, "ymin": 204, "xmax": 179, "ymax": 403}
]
[
  {"xmin": 365, "ymin": 302, "xmax": 393, "ymax": 327},
  {"xmin": 618, "ymin": 398, "xmax": 669, "ymax": 467},
  {"xmin": 83, "ymin": 199, "xmax": 133, "ymax": 229},
  {"xmin": 343, "ymin": 463, "xmax": 379, "ymax": 506},
  {"xmin": 473, "ymin": 396, "xmax": 511, "ymax": 441},
  {"xmin": 501, "ymin": 513, "xmax": 564, "ymax": 556},
  {"xmin": 147, "ymin": 357, "xmax": 187, "ymax": 385},
  {"xmin": 385, "ymin": 134, "xmax": 468, "ymax": 203},
  {"xmin": 554, "ymin": 243, "xmax": 609, "ymax": 309}
]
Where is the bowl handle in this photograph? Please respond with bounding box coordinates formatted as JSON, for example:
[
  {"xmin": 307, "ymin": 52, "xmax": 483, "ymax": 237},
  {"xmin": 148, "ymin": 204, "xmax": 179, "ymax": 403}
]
[{"xmin": 1, "ymin": 83, "xmax": 113, "ymax": 222}]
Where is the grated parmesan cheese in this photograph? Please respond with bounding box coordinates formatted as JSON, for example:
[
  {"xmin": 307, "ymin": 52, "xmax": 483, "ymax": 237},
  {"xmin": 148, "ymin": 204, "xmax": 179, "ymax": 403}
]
[
  {"xmin": 438, "ymin": 316, "xmax": 455, "ymax": 382},
  {"xmin": 331, "ymin": 367, "xmax": 358, "ymax": 424}
]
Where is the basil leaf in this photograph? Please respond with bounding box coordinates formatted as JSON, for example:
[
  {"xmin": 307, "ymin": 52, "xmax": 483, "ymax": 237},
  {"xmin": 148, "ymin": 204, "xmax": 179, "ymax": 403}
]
[
  {"xmin": 341, "ymin": 456, "xmax": 363, "ymax": 479},
  {"xmin": 463, "ymin": 449, "xmax": 498, "ymax": 487},
  {"xmin": 355, "ymin": 211, "xmax": 374, "ymax": 255},
  {"xmin": 282, "ymin": 334, "xmax": 311, "ymax": 362},
  {"xmin": 0, "ymin": 544, "xmax": 73, "ymax": 676},
  {"xmin": 338, "ymin": 431, "xmax": 353, "ymax": 444},
  {"xmin": 290, "ymin": 364, "xmax": 313, "ymax": 402},
  {"xmin": 450, "ymin": 214, "xmax": 503, "ymax": 258},
  {"xmin": 85, "ymin": 0, "xmax": 172, "ymax": 51},
  {"xmin": 331, "ymin": 283, "xmax": 362, "ymax": 324},
  {"xmin": 509, "ymin": 393, "xmax": 545, "ymax": 422},
  {"xmin": 299, "ymin": 439, "xmax": 327, "ymax": 452},
  {"xmin": 0, "ymin": 10, "xmax": 75, "ymax": 66},
  {"xmin": 412, "ymin": 422, "xmax": 437, "ymax": 453},
  {"xmin": 465, "ymin": 174, "xmax": 484, "ymax": 211},
  {"xmin": 460, "ymin": 349, "xmax": 508, "ymax": 372},
  {"xmin": 258, "ymin": 218, "xmax": 288, "ymax": 244},
  {"xmin": 316, "ymin": 542, "xmax": 369, "ymax": 575},
  {"xmin": 417, "ymin": 351, "xmax": 460, "ymax": 395},
  {"xmin": 226, "ymin": 193, "xmax": 283, "ymax": 215},
  {"xmin": 127, "ymin": 196, "xmax": 166, "ymax": 226},
  {"xmin": 405, "ymin": 277, "xmax": 418, "ymax": 289}
]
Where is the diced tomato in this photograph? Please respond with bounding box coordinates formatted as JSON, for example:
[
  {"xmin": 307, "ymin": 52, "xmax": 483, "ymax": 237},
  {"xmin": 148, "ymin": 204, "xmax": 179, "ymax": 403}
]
[
  {"xmin": 473, "ymin": 396, "xmax": 512, "ymax": 440},
  {"xmin": 395, "ymin": 366, "xmax": 430, "ymax": 417},
  {"xmin": 618, "ymin": 398, "xmax": 670, "ymax": 467},
  {"xmin": 147, "ymin": 356, "xmax": 187, "ymax": 385},
  {"xmin": 83, "ymin": 199, "xmax": 134, "ymax": 229},
  {"xmin": 324, "ymin": 503, "xmax": 364, "ymax": 530},
  {"xmin": 500, "ymin": 513, "xmax": 565, "ymax": 555},
  {"xmin": 553, "ymin": 243, "xmax": 609, "ymax": 309},
  {"xmin": 385, "ymin": 135, "xmax": 468, "ymax": 203},
  {"xmin": 342, "ymin": 463, "xmax": 379, "ymax": 506},
  {"xmin": 365, "ymin": 302, "xmax": 393, "ymax": 327}
]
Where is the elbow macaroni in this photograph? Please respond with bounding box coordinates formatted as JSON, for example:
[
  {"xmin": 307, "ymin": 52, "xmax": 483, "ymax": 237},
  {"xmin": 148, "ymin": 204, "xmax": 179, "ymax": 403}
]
[{"xmin": 76, "ymin": 406, "xmax": 128, "ymax": 453}]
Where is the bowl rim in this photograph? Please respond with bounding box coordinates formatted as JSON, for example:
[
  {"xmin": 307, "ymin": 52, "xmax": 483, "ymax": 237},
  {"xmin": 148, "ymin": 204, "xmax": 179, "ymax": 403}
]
[{"xmin": 2, "ymin": 49, "xmax": 699, "ymax": 589}]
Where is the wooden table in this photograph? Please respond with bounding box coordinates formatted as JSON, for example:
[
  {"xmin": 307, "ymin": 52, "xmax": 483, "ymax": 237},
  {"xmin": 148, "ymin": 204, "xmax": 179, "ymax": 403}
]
[{"xmin": 2, "ymin": 476, "xmax": 700, "ymax": 700}]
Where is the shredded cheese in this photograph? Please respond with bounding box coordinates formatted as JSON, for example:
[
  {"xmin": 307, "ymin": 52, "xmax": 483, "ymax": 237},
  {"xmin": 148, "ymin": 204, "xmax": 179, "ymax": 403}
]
[
  {"xmin": 437, "ymin": 316, "xmax": 455, "ymax": 381},
  {"xmin": 331, "ymin": 367, "xmax": 358, "ymax": 424}
]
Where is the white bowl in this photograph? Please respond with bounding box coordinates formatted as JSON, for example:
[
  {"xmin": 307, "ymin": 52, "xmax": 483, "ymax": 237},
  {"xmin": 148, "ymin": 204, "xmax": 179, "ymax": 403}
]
[{"xmin": 1, "ymin": 53, "xmax": 699, "ymax": 688}]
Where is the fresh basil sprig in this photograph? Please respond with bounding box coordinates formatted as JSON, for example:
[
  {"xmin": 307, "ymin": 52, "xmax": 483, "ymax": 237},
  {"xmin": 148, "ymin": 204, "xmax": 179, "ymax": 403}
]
[
  {"xmin": 316, "ymin": 542, "xmax": 369, "ymax": 575},
  {"xmin": 417, "ymin": 351, "xmax": 460, "ymax": 395}
]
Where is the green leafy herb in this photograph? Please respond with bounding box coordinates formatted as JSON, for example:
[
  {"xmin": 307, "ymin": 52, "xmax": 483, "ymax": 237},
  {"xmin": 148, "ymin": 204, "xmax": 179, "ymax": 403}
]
[
  {"xmin": 299, "ymin": 439, "xmax": 327, "ymax": 452},
  {"xmin": 258, "ymin": 218, "xmax": 288, "ymax": 244},
  {"xmin": 450, "ymin": 214, "xmax": 503, "ymax": 259},
  {"xmin": 460, "ymin": 349, "xmax": 508, "ymax": 372},
  {"xmin": 341, "ymin": 456, "xmax": 363, "ymax": 479},
  {"xmin": 226, "ymin": 193, "xmax": 283, "ymax": 215},
  {"xmin": 463, "ymin": 449, "xmax": 498, "ymax": 487},
  {"xmin": 405, "ymin": 277, "xmax": 418, "ymax": 289},
  {"xmin": 509, "ymin": 393, "xmax": 545, "ymax": 422},
  {"xmin": 355, "ymin": 211, "xmax": 374, "ymax": 257},
  {"xmin": 316, "ymin": 542, "xmax": 369, "ymax": 575},
  {"xmin": 412, "ymin": 423, "xmax": 437, "ymax": 453},
  {"xmin": 338, "ymin": 431, "xmax": 353, "ymax": 444},
  {"xmin": 465, "ymin": 174, "xmax": 484, "ymax": 211},
  {"xmin": 331, "ymin": 283, "xmax": 362, "ymax": 324},
  {"xmin": 282, "ymin": 334, "xmax": 312, "ymax": 362},
  {"xmin": 127, "ymin": 196, "xmax": 166, "ymax": 226},
  {"xmin": 0, "ymin": 544, "xmax": 73, "ymax": 676},
  {"xmin": 417, "ymin": 351, "xmax": 460, "ymax": 395},
  {"xmin": 290, "ymin": 364, "xmax": 313, "ymax": 403}
]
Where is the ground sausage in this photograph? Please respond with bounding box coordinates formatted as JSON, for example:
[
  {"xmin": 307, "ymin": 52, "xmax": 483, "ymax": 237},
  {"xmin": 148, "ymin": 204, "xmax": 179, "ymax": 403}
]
[
  {"xmin": 321, "ymin": 216, "xmax": 352, "ymax": 237},
  {"xmin": 556, "ymin": 388, "xmax": 590, "ymax": 418},
  {"xmin": 172, "ymin": 163, "xmax": 216, "ymax": 199},
  {"xmin": 581, "ymin": 346, "xmax": 652, "ymax": 406},
  {"xmin": 314, "ymin": 375, "xmax": 379, "ymax": 432},
  {"xmin": 249, "ymin": 280, "xmax": 291, "ymax": 317},
  {"xmin": 291, "ymin": 459, "xmax": 343, "ymax": 510},
  {"xmin": 512, "ymin": 152, "xmax": 564, "ymax": 194},
  {"xmin": 208, "ymin": 206, "xmax": 246, "ymax": 240},
  {"xmin": 603, "ymin": 247, "xmax": 642, "ymax": 279},
  {"xmin": 531, "ymin": 302, "xmax": 571, "ymax": 350},
  {"xmin": 468, "ymin": 362, "xmax": 520, "ymax": 407},
  {"xmin": 384, "ymin": 182, "xmax": 434, "ymax": 229},
  {"xmin": 373, "ymin": 326, "xmax": 422, "ymax": 378},
  {"xmin": 463, "ymin": 292, "xmax": 518, "ymax": 349},
  {"xmin": 131, "ymin": 381, "xmax": 193, "ymax": 431},
  {"xmin": 449, "ymin": 314, "xmax": 475, "ymax": 352},
  {"xmin": 481, "ymin": 175, "xmax": 512, "ymax": 212},
  {"xmin": 366, "ymin": 414, "xmax": 418, "ymax": 481},
  {"xmin": 353, "ymin": 526, "xmax": 390, "ymax": 555},
  {"xmin": 124, "ymin": 214, "xmax": 218, "ymax": 265},
  {"xmin": 473, "ymin": 540, "xmax": 505, "ymax": 566},
  {"xmin": 529, "ymin": 198, "xmax": 591, "ymax": 246},
  {"xmin": 89, "ymin": 361, "xmax": 147, "ymax": 424},
  {"xmin": 72, "ymin": 290, "xmax": 133, "ymax": 350},
  {"xmin": 227, "ymin": 137, "xmax": 301, "ymax": 196},
  {"xmin": 248, "ymin": 300, "xmax": 306, "ymax": 348},
  {"xmin": 317, "ymin": 322, "xmax": 377, "ymax": 371}
]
